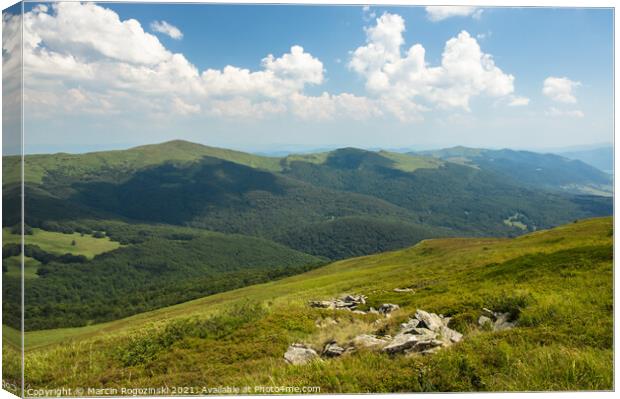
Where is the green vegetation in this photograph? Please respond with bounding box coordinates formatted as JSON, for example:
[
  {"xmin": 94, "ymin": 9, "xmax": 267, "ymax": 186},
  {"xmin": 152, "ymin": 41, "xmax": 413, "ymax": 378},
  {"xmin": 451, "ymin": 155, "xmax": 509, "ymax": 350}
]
[
  {"xmin": 2, "ymin": 227, "xmax": 121, "ymax": 259},
  {"xmin": 2, "ymin": 140, "xmax": 282, "ymax": 186},
  {"xmin": 275, "ymin": 216, "xmax": 451, "ymax": 260},
  {"xmin": 2, "ymin": 222, "xmax": 324, "ymax": 330},
  {"xmin": 3, "ymin": 256, "xmax": 41, "ymax": 279},
  {"xmin": 3, "ymin": 217, "xmax": 611, "ymax": 392}
]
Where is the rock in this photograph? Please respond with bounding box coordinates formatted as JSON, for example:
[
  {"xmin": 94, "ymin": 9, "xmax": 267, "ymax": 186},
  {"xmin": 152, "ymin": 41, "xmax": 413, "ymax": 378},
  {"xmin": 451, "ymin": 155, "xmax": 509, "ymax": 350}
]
[
  {"xmin": 478, "ymin": 315, "xmax": 493, "ymax": 327},
  {"xmin": 383, "ymin": 333, "xmax": 422, "ymax": 354},
  {"xmin": 309, "ymin": 294, "xmax": 367, "ymax": 311},
  {"xmin": 368, "ymin": 307, "xmax": 380, "ymax": 315},
  {"xmin": 384, "ymin": 309, "xmax": 465, "ymax": 355},
  {"xmin": 400, "ymin": 318, "xmax": 420, "ymax": 331},
  {"xmin": 493, "ymin": 312, "xmax": 516, "ymax": 331},
  {"xmin": 352, "ymin": 334, "xmax": 391, "ymax": 349},
  {"xmin": 393, "ymin": 288, "xmax": 414, "ymax": 293},
  {"xmin": 322, "ymin": 342, "xmax": 346, "ymax": 358},
  {"xmin": 309, "ymin": 300, "xmax": 334, "ymax": 309},
  {"xmin": 415, "ymin": 309, "xmax": 444, "ymax": 332},
  {"xmin": 406, "ymin": 327, "xmax": 435, "ymax": 336},
  {"xmin": 440, "ymin": 326, "xmax": 463, "ymax": 344},
  {"xmin": 343, "ymin": 294, "xmax": 367, "ymax": 305},
  {"xmin": 352, "ymin": 310, "xmax": 366, "ymax": 315},
  {"xmin": 383, "ymin": 328, "xmax": 438, "ymax": 354},
  {"xmin": 378, "ymin": 303, "xmax": 400, "ymax": 315},
  {"xmin": 478, "ymin": 309, "xmax": 517, "ymax": 331},
  {"xmin": 482, "ymin": 307, "xmax": 495, "ymax": 317},
  {"xmin": 284, "ymin": 344, "xmax": 319, "ymax": 365},
  {"xmin": 419, "ymin": 346, "xmax": 442, "ymax": 356}
]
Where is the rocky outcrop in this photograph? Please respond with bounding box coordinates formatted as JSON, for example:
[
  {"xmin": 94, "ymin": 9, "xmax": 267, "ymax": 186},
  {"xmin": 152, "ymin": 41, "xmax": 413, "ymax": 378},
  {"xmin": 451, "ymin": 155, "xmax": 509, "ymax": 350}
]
[
  {"xmin": 284, "ymin": 343, "xmax": 319, "ymax": 365},
  {"xmin": 322, "ymin": 341, "xmax": 346, "ymax": 358},
  {"xmin": 478, "ymin": 308, "xmax": 517, "ymax": 331},
  {"xmin": 309, "ymin": 294, "xmax": 367, "ymax": 310},
  {"xmin": 352, "ymin": 334, "xmax": 391, "ymax": 349},
  {"xmin": 289, "ymin": 308, "xmax": 466, "ymax": 363},
  {"xmin": 383, "ymin": 310, "xmax": 462, "ymax": 355},
  {"xmin": 378, "ymin": 303, "xmax": 400, "ymax": 315}
]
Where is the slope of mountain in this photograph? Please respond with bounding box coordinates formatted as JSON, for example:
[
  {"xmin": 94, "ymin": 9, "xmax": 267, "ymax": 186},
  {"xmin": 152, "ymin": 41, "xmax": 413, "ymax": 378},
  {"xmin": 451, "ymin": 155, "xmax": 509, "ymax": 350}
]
[
  {"xmin": 5, "ymin": 217, "xmax": 612, "ymax": 392},
  {"xmin": 281, "ymin": 147, "xmax": 610, "ymax": 234},
  {"xmin": 4, "ymin": 141, "xmax": 612, "ymax": 253},
  {"xmin": 274, "ymin": 216, "xmax": 452, "ymax": 260},
  {"xmin": 417, "ymin": 146, "xmax": 612, "ymax": 195},
  {"xmin": 558, "ymin": 146, "xmax": 613, "ymax": 174}
]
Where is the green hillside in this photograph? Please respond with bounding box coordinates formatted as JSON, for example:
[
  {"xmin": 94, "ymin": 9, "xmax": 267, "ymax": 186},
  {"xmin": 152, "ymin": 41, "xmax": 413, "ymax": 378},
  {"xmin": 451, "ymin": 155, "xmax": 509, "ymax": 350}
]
[
  {"xmin": 2, "ymin": 140, "xmax": 282, "ymax": 186},
  {"xmin": 274, "ymin": 216, "xmax": 452, "ymax": 260},
  {"xmin": 4, "ymin": 217, "xmax": 612, "ymax": 393},
  {"xmin": 8, "ymin": 142, "xmax": 611, "ymax": 242},
  {"xmin": 2, "ymin": 222, "xmax": 324, "ymax": 330}
]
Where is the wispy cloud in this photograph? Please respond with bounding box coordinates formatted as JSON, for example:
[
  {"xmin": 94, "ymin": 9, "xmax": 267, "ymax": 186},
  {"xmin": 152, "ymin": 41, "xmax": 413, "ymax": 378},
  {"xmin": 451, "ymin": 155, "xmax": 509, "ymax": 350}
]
[
  {"xmin": 151, "ymin": 20, "xmax": 183, "ymax": 40},
  {"xmin": 425, "ymin": 6, "xmax": 483, "ymax": 22}
]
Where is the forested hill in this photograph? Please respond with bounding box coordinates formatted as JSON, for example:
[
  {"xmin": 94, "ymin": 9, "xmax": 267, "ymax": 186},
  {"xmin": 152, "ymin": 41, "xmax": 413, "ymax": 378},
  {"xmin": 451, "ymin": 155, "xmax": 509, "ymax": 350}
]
[{"xmin": 3, "ymin": 140, "xmax": 612, "ymax": 252}]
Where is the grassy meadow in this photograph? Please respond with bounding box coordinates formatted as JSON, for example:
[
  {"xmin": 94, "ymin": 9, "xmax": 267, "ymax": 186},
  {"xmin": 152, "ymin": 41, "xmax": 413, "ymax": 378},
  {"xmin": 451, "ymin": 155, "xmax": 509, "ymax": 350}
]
[
  {"xmin": 2, "ymin": 217, "xmax": 612, "ymax": 393},
  {"xmin": 3, "ymin": 228, "xmax": 121, "ymax": 259}
]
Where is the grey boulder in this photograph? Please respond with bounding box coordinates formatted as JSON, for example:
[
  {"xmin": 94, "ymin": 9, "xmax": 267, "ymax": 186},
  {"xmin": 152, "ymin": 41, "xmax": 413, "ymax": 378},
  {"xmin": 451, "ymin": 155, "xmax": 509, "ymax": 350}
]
[{"xmin": 284, "ymin": 344, "xmax": 319, "ymax": 365}]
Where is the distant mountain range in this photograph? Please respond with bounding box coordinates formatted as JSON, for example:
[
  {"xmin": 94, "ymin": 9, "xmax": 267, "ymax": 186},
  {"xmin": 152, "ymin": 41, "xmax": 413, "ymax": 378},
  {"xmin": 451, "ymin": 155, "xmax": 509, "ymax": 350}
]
[
  {"xmin": 556, "ymin": 146, "xmax": 613, "ymax": 174},
  {"xmin": 416, "ymin": 146, "xmax": 612, "ymax": 196}
]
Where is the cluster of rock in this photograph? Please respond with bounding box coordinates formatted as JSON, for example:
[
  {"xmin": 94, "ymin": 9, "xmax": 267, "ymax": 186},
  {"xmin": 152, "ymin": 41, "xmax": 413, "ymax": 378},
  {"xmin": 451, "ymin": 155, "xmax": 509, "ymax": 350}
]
[
  {"xmin": 284, "ymin": 309, "xmax": 464, "ymax": 365},
  {"xmin": 381, "ymin": 310, "xmax": 463, "ymax": 355},
  {"xmin": 309, "ymin": 294, "xmax": 400, "ymax": 316},
  {"xmin": 478, "ymin": 308, "xmax": 516, "ymax": 331},
  {"xmin": 286, "ymin": 303, "xmax": 519, "ymax": 365}
]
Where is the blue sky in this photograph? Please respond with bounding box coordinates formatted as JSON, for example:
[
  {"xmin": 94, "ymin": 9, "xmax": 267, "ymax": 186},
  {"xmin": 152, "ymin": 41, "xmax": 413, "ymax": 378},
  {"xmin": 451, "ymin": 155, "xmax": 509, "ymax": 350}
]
[{"xmin": 3, "ymin": 2, "xmax": 614, "ymax": 154}]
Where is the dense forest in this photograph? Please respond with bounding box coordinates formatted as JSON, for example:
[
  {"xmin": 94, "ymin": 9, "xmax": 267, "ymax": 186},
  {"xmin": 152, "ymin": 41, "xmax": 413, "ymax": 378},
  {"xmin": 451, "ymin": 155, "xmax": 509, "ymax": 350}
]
[{"xmin": 3, "ymin": 223, "xmax": 324, "ymax": 330}]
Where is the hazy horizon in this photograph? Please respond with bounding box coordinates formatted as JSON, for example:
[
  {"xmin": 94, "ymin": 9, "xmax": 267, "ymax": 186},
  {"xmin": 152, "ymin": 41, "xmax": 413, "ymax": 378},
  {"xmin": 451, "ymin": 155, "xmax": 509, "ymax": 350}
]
[{"xmin": 7, "ymin": 137, "xmax": 613, "ymax": 158}]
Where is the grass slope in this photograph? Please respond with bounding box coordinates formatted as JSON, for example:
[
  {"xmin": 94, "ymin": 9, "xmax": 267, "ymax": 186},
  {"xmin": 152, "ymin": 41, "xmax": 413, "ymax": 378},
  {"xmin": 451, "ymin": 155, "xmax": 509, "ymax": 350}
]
[
  {"xmin": 3, "ymin": 217, "xmax": 612, "ymax": 392},
  {"xmin": 3, "ymin": 140, "xmax": 282, "ymax": 186},
  {"xmin": 3, "ymin": 227, "xmax": 121, "ymax": 259}
]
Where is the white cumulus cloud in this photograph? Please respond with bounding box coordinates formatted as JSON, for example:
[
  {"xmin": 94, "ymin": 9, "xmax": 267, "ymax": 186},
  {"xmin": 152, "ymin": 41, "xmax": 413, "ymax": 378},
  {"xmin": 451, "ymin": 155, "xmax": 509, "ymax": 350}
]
[
  {"xmin": 425, "ymin": 6, "xmax": 483, "ymax": 22},
  {"xmin": 348, "ymin": 12, "xmax": 518, "ymax": 119},
  {"xmin": 542, "ymin": 76, "xmax": 581, "ymax": 103},
  {"xmin": 151, "ymin": 20, "xmax": 183, "ymax": 40},
  {"xmin": 9, "ymin": 3, "xmax": 527, "ymax": 124}
]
